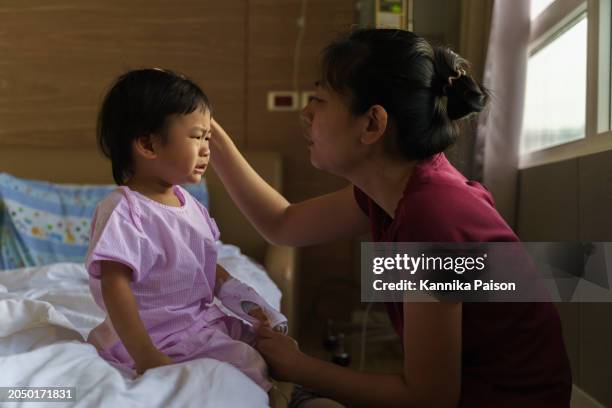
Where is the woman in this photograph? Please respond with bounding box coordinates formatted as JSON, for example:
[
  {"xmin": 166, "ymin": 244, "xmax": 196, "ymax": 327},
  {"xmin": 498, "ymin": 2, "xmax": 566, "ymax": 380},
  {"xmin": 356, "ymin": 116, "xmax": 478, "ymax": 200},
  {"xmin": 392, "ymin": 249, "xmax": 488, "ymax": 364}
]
[{"xmin": 211, "ymin": 29, "xmax": 571, "ymax": 407}]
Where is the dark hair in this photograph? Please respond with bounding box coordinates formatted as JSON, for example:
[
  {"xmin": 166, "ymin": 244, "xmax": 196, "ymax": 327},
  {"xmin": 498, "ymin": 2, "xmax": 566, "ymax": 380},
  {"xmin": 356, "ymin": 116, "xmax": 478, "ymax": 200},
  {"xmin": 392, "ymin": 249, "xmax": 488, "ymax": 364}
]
[
  {"xmin": 97, "ymin": 68, "xmax": 211, "ymax": 185},
  {"xmin": 320, "ymin": 28, "xmax": 489, "ymax": 160}
]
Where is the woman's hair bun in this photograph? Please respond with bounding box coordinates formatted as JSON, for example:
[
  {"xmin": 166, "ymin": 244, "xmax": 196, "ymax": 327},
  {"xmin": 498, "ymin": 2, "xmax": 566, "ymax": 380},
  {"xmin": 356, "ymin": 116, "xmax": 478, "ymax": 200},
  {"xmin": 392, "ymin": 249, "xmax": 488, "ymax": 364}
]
[{"xmin": 433, "ymin": 46, "xmax": 489, "ymax": 121}]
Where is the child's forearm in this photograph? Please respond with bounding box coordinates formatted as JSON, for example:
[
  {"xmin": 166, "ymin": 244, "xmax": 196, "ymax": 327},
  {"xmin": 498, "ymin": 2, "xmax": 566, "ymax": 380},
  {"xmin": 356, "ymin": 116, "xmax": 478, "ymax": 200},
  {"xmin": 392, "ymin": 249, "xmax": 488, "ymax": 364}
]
[
  {"xmin": 214, "ymin": 267, "xmax": 288, "ymax": 333},
  {"xmin": 214, "ymin": 263, "xmax": 231, "ymax": 296},
  {"xmin": 100, "ymin": 262, "xmax": 160, "ymax": 364}
]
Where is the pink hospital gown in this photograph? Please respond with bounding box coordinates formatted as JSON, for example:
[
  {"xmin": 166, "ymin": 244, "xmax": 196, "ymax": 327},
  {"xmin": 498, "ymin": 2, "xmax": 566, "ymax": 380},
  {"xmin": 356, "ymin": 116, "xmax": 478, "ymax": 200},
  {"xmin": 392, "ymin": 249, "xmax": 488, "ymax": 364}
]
[{"xmin": 85, "ymin": 185, "xmax": 271, "ymax": 390}]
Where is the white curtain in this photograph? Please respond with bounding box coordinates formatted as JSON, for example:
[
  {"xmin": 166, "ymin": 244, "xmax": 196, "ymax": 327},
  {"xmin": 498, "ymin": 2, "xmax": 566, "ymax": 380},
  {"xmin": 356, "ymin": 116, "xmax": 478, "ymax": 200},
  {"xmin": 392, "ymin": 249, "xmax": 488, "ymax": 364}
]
[
  {"xmin": 474, "ymin": 0, "xmax": 531, "ymax": 229},
  {"xmin": 450, "ymin": 0, "xmax": 494, "ymax": 179}
]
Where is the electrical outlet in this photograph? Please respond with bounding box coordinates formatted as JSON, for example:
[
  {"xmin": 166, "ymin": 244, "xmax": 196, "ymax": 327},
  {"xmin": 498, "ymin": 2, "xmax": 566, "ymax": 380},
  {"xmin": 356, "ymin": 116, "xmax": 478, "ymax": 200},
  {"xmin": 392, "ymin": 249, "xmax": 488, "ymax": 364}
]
[{"xmin": 267, "ymin": 91, "xmax": 299, "ymax": 111}]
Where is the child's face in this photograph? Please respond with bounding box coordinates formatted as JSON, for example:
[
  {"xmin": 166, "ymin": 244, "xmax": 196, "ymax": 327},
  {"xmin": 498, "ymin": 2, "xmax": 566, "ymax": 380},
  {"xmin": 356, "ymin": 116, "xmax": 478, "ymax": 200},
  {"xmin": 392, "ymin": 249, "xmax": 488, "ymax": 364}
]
[{"xmin": 155, "ymin": 108, "xmax": 211, "ymax": 185}]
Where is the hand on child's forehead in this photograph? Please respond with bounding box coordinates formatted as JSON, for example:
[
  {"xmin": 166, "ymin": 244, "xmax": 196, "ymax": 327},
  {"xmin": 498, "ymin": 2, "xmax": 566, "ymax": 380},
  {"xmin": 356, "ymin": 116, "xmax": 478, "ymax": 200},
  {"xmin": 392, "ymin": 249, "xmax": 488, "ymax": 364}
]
[{"xmin": 171, "ymin": 110, "xmax": 211, "ymax": 130}]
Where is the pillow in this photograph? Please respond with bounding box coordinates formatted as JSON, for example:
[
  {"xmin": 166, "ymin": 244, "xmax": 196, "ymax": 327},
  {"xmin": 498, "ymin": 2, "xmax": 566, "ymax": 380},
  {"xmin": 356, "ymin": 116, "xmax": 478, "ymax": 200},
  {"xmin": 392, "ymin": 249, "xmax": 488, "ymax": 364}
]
[{"xmin": 0, "ymin": 173, "xmax": 209, "ymax": 270}]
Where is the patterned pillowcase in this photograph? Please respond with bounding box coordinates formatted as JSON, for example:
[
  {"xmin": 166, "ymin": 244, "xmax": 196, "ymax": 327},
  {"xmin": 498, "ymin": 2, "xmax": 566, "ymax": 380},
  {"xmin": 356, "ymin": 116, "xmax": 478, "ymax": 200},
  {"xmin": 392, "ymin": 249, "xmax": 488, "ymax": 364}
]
[{"xmin": 0, "ymin": 173, "xmax": 209, "ymax": 270}]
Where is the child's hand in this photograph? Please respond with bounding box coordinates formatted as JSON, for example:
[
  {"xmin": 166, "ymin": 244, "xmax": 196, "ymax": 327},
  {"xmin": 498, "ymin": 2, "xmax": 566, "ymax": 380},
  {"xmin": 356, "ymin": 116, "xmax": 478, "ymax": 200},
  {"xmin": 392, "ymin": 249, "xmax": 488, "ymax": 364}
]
[
  {"xmin": 247, "ymin": 304, "xmax": 288, "ymax": 334},
  {"xmin": 248, "ymin": 306, "xmax": 271, "ymax": 328},
  {"xmin": 135, "ymin": 350, "xmax": 173, "ymax": 375}
]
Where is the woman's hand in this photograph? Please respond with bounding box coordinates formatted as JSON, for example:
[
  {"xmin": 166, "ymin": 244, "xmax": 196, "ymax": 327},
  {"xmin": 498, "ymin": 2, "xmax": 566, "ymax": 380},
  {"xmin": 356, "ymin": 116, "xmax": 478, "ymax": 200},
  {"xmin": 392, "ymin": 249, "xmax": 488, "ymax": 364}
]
[
  {"xmin": 254, "ymin": 325, "xmax": 307, "ymax": 382},
  {"xmin": 135, "ymin": 349, "xmax": 173, "ymax": 375},
  {"xmin": 210, "ymin": 118, "xmax": 233, "ymax": 159}
]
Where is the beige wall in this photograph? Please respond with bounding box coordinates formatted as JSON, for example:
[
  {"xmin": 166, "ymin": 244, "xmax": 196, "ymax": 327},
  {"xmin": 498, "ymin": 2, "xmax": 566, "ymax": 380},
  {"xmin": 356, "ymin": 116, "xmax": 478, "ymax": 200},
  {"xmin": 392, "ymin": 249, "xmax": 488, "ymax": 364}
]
[
  {"xmin": 413, "ymin": 0, "xmax": 461, "ymax": 49},
  {"xmin": 0, "ymin": 1, "xmax": 248, "ymax": 148},
  {"xmin": 518, "ymin": 151, "xmax": 612, "ymax": 407},
  {"xmin": 245, "ymin": 0, "xmax": 358, "ymax": 330}
]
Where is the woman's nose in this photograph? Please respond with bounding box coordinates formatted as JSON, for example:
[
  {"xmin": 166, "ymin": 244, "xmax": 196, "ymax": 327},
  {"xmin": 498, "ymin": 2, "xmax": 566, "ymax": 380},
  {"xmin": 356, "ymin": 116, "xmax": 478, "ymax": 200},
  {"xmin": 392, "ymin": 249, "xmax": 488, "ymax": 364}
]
[{"xmin": 300, "ymin": 103, "xmax": 313, "ymax": 125}]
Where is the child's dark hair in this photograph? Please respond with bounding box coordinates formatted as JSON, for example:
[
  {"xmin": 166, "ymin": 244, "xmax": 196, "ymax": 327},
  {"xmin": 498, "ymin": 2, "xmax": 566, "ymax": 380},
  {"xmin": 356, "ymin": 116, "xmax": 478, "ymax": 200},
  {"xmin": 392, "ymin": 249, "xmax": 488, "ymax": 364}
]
[
  {"xmin": 97, "ymin": 68, "xmax": 211, "ymax": 185},
  {"xmin": 320, "ymin": 28, "xmax": 489, "ymax": 159}
]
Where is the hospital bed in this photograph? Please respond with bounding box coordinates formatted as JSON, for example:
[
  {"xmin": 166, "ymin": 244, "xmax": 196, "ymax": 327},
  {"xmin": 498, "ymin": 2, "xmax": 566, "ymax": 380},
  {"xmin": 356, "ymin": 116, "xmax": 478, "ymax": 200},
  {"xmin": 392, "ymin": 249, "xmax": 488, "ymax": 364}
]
[{"xmin": 0, "ymin": 147, "xmax": 297, "ymax": 408}]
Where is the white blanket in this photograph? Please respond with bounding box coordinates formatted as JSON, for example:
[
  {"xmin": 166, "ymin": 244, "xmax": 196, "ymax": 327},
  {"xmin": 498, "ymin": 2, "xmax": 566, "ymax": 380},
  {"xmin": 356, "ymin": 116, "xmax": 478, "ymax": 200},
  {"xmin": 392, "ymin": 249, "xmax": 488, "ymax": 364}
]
[{"xmin": 0, "ymin": 244, "xmax": 281, "ymax": 407}]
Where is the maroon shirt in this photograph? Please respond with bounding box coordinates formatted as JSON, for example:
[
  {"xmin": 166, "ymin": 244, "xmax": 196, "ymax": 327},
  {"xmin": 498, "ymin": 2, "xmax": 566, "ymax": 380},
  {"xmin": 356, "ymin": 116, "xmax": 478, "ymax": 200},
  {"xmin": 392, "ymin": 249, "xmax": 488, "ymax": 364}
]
[{"xmin": 354, "ymin": 153, "xmax": 572, "ymax": 407}]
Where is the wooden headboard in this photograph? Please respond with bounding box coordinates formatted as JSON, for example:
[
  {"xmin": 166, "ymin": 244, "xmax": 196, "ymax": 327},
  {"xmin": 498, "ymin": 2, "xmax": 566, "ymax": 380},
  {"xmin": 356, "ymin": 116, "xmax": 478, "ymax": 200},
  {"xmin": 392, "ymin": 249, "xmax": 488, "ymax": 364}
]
[{"xmin": 0, "ymin": 147, "xmax": 281, "ymax": 262}]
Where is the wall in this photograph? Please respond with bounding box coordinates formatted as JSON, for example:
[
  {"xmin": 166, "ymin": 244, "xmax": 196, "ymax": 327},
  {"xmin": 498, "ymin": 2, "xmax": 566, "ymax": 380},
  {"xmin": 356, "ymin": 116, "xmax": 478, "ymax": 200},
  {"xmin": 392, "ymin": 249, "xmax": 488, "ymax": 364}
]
[
  {"xmin": 245, "ymin": 0, "xmax": 357, "ymax": 331},
  {"xmin": 0, "ymin": 1, "xmax": 248, "ymax": 147},
  {"xmin": 413, "ymin": 0, "xmax": 481, "ymax": 179},
  {"xmin": 413, "ymin": 0, "xmax": 460, "ymax": 49},
  {"xmin": 518, "ymin": 151, "xmax": 612, "ymax": 407}
]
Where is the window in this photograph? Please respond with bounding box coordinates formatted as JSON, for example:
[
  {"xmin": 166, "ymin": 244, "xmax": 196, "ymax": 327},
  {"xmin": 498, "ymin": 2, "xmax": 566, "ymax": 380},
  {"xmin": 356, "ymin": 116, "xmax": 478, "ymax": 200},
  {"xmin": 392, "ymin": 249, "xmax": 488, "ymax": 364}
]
[
  {"xmin": 522, "ymin": 17, "xmax": 587, "ymax": 154},
  {"xmin": 520, "ymin": 0, "xmax": 612, "ymax": 168}
]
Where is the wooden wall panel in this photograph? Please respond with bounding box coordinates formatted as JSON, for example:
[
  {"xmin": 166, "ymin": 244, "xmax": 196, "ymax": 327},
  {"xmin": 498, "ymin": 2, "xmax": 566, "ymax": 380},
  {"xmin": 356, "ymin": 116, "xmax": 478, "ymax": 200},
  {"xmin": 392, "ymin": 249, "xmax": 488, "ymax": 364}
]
[
  {"xmin": 517, "ymin": 159, "xmax": 582, "ymax": 386},
  {"xmin": 517, "ymin": 159, "xmax": 579, "ymax": 241},
  {"xmin": 577, "ymin": 150, "xmax": 612, "ymax": 407},
  {"xmin": 245, "ymin": 0, "xmax": 356, "ymax": 217},
  {"xmin": 518, "ymin": 151, "xmax": 612, "ymax": 403},
  {"xmin": 246, "ymin": 0, "xmax": 357, "ymax": 333},
  {"xmin": 0, "ymin": 0, "xmax": 247, "ymax": 148},
  {"xmin": 578, "ymin": 150, "xmax": 612, "ymax": 241}
]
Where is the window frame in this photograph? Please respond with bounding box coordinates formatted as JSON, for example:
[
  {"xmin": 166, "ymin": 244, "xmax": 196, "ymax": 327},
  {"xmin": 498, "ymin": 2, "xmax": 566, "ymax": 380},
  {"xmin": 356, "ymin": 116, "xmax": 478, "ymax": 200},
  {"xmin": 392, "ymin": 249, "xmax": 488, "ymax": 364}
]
[{"xmin": 520, "ymin": 0, "xmax": 612, "ymax": 169}]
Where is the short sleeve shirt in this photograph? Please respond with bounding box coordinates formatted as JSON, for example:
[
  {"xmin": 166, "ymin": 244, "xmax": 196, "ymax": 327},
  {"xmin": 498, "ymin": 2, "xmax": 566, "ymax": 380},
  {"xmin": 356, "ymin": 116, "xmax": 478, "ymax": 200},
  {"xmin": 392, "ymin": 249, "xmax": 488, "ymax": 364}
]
[{"xmin": 86, "ymin": 185, "xmax": 224, "ymax": 348}]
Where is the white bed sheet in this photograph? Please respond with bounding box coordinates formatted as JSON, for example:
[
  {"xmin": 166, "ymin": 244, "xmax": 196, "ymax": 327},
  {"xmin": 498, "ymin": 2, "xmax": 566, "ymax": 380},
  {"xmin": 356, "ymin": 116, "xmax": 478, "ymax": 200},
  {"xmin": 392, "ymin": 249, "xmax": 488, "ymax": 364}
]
[{"xmin": 0, "ymin": 243, "xmax": 281, "ymax": 407}]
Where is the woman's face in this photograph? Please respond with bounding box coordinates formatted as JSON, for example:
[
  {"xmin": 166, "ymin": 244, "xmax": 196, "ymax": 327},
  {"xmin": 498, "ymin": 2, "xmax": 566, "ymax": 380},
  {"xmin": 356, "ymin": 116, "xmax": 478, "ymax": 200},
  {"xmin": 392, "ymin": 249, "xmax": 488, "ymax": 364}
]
[{"xmin": 300, "ymin": 85, "xmax": 368, "ymax": 176}]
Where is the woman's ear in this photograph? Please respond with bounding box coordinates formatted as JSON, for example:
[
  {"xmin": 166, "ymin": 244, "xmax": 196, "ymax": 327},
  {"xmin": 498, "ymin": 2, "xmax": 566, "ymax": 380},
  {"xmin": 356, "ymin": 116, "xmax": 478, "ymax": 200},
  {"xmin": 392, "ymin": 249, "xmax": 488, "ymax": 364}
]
[
  {"xmin": 133, "ymin": 134, "xmax": 158, "ymax": 160},
  {"xmin": 361, "ymin": 105, "xmax": 388, "ymax": 145}
]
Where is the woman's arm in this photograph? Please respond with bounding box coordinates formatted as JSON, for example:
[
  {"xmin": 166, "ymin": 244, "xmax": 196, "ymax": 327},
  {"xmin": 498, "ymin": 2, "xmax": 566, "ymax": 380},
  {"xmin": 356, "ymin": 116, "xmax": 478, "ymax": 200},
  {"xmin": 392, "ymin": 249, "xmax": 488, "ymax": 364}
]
[
  {"xmin": 100, "ymin": 261, "xmax": 172, "ymax": 374},
  {"xmin": 211, "ymin": 119, "xmax": 369, "ymax": 246},
  {"xmin": 401, "ymin": 301, "xmax": 462, "ymax": 406},
  {"xmin": 256, "ymin": 302, "xmax": 461, "ymax": 407}
]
